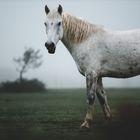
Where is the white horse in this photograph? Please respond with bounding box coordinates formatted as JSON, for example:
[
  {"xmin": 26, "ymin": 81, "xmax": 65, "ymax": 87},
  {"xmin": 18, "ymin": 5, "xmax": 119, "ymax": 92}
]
[{"xmin": 44, "ymin": 5, "xmax": 140, "ymax": 128}]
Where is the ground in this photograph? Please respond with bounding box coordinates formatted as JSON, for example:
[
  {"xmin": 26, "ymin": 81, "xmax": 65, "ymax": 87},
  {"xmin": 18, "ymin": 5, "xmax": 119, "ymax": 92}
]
[{"xmin": 0, "ymin": 89, "xmax": 140, "ymax": 140}]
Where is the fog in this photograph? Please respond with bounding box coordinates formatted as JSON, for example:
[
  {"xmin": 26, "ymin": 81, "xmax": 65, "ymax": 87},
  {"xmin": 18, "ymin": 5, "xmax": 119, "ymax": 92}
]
[{"xmin": 0, "ymin": 0, "xmax": 140, "ymax": 88}]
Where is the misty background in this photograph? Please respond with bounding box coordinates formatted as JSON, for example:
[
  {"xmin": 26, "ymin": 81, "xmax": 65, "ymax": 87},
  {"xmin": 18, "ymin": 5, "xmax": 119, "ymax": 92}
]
[{"xmin": 0, "ymin": 0, "xmax": 140, "ymax": 88}]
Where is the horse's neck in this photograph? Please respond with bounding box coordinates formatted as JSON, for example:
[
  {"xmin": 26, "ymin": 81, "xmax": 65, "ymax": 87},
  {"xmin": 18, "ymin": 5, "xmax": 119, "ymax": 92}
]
[
  {"xmin": 61, "ymin": 13, "xmax": 104, "ymax": 52},
  {"xmin": 61, "ymin": 13, "xmax": 93, "ymax": 49}
]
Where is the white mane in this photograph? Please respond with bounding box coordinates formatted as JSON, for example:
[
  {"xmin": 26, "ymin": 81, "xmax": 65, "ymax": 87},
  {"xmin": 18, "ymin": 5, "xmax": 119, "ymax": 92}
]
[{"xmin": 62, "ymin": 13, "xmax": 104, "ymax": 44}]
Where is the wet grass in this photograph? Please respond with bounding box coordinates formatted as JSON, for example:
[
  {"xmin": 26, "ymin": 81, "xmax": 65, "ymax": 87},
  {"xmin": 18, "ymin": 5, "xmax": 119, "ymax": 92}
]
[{"xmin": 0, "ymin": 88, "xmax": 140, "ymax": 140}]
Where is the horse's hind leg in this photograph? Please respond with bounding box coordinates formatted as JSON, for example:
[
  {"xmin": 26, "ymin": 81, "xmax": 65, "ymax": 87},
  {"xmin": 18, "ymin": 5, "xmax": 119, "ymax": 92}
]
[
  {"xmin": 96, "ymin": 78, "xmax": 112, "ymax": 120},
  {"xmin": 80, "ymin": 72, "xmax": 97, "ymax": 128}
]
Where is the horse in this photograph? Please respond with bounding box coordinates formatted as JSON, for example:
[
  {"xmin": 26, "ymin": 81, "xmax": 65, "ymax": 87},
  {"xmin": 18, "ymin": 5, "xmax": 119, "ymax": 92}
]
[{"xmin": 44, "ymin": 5, "xmax": 140, "ymax": 128}]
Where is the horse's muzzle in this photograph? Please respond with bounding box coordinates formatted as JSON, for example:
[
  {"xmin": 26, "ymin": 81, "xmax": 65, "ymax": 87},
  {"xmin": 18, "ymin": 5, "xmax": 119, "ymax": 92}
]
[{"xmin": 45, "ymin": 42, "xmax": 56, "ymax": 54}]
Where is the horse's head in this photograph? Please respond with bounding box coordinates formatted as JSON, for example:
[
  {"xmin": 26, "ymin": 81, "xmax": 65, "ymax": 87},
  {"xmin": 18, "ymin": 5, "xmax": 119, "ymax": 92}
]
[{"xmin": 44, "ymin": 5, "xmax": 63, "ymax": 54}]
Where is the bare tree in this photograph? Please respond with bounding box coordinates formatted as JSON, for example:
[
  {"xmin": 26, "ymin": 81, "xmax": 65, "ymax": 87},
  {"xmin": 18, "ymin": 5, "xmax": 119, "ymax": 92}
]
[{"xmin": 13, "ymin": 47, "xmax": 42, "ymax": 82}]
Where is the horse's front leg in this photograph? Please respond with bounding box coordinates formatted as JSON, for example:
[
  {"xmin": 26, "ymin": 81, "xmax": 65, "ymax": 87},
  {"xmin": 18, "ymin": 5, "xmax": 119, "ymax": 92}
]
[
  {"xmin": 96, "ymin": 78, "xmax": 112, "ymax": 120},
  {"xmin": 80, "ymin": 72, "xmax": 98, "ymax": 128}
]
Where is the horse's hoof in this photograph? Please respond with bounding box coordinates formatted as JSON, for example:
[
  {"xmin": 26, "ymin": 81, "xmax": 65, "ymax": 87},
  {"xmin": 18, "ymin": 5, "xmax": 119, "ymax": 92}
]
[
  {"xmin": 80, "ymin": 121, "xmax": 90, "ymax": 128},
  {"xmin": 80, "ymin": 119, "xmax": 93, "ymax": 129}
]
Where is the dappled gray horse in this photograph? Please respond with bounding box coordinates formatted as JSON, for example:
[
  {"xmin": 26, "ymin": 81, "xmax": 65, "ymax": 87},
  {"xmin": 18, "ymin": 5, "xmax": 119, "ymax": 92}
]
[{"xmin": 44, "ymin": 5, "xmax": 140, "ymax": 128}]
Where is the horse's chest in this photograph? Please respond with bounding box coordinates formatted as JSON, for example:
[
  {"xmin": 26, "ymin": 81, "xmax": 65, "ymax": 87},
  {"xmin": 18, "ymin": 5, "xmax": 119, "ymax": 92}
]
[{"xmin": 71, "ymin": 47, "xmax": 101, "ymax": 75}]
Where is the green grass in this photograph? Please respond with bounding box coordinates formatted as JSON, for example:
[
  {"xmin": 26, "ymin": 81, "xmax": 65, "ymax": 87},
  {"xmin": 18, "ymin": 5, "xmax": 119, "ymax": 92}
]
[{"xmin": 0, "ymin": 89, "xmax": 140, "ymax": 140}]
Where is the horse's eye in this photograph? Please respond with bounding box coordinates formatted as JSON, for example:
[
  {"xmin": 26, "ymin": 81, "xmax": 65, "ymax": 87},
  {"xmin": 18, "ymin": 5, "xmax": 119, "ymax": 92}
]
[
  {"xmin": 57, "ymin": 22, "xmax": 61, "ymax": 26},
  {"xmin": 44, "ymin": 22, "xmax": 47, "ymax": 26}
]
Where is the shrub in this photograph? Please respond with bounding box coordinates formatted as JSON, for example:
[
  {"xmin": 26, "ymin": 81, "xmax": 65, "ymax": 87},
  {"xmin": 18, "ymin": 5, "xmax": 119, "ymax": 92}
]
[{"xmin": 0, "ymin": 79, "xmax": 47, "ymax": 93}]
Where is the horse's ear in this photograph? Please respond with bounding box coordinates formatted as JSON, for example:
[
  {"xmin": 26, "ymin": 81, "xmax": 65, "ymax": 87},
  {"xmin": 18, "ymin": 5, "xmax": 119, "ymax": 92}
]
[
  {"xmin": 58, "ymin": 4, "xmax": 63, "ymax": 15},
  {"xmin": 45, "ymin": 5, "xmax": 50, "ymax": 15}
]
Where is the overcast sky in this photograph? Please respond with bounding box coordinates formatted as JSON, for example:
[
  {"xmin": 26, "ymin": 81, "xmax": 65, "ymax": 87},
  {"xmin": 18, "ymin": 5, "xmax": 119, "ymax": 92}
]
[{"xmin": 0, "ymin": 0, "xmax": 140, "ymax": 88}]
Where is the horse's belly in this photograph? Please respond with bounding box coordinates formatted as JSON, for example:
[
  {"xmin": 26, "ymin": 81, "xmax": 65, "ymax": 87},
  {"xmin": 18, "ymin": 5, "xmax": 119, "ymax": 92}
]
[
  {"xmin": 101, "ymin": 52, "xmax": 140, "ymax": 78},
  {"xmin": 102, "ymin": 64, "xmax": 140, "ymax": 78}
]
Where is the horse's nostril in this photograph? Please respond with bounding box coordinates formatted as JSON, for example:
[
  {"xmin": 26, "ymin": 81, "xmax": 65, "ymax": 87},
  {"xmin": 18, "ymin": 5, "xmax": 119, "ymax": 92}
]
[
  {"xmin": 50, "ymin": 42, "xmax": 55, "ymax": 48},
  {"xmin": 45, "ymin": 42, "xmax": 48, "ymax": 48}
]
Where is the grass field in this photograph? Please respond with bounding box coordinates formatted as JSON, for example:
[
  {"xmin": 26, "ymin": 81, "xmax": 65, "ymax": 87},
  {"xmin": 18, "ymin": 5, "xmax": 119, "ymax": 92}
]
[{"xmin": 0, "ymin": 88, "xmax": 140, "ymax": 140}]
